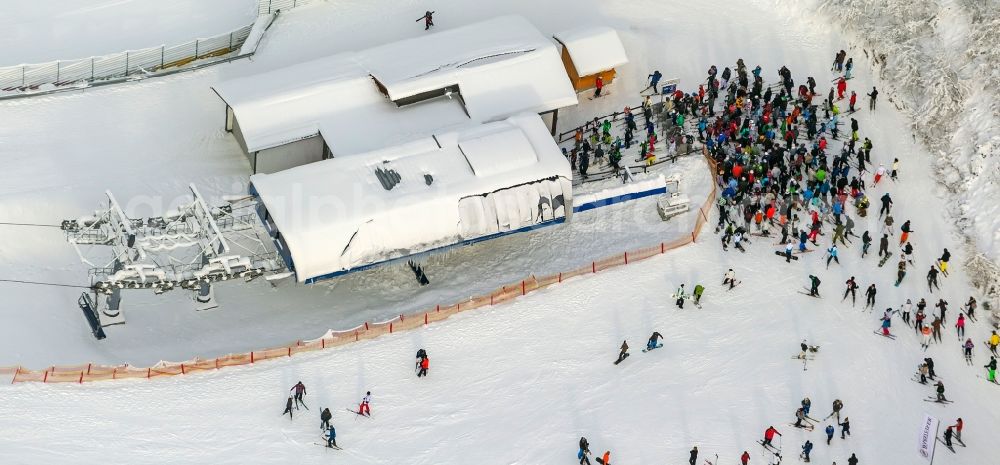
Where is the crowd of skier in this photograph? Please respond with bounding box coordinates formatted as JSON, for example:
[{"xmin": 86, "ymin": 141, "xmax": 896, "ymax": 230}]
[{"xmin": 569, "ymin": 48, "xmax": 996, "ymax": 464}]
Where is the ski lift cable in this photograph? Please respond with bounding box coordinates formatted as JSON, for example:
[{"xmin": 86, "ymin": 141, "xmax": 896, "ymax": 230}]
[
  {"xmin": 0, "ymin": 222, "xmax": 62, "ymax": 228},
  {"xmin": 0, "ymin": 278, "xmax": 90, "ymax": 289}
]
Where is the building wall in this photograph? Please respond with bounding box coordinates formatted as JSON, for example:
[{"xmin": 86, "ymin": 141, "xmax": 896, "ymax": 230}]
[
  {"xmin": 559, "ymin": 47, "xmax": 617, "ymax": 92},
  {"xmin": 253, "ymin": 136, "xmax": 325, "ymax": 174}
]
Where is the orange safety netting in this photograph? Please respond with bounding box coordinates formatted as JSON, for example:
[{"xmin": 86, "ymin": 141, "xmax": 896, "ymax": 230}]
[{"xmin": 11, "ymin": 152, "xmax": 718, "ymax": 384}]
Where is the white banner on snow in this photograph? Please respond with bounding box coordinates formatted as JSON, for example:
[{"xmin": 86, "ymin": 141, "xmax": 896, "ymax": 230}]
[{"xmin": 917, "ymin": 413, "xmax": 939, "ymax": 462}]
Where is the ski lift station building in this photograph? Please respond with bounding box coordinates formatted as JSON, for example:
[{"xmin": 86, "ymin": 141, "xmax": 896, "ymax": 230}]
[
  {"xmin": 248, "ymin": 113, "xmax": 573, "ymax": 283},
  {"xmin": 213, "ymin": 15, "xmax": 583, "ymax": 175},
  {"xmin": 210, "ymin": 16, "xmax": 631, "ymax": 283}
]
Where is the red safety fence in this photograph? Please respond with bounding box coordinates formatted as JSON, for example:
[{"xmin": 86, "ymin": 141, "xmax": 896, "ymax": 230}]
[{"xmin": 3, "ymin": 153, "xmax": 718, "ymax": 384}]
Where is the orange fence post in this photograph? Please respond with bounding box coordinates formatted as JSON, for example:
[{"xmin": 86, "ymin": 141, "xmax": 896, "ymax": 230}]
[
  {"xmin": 521, "ymin": 280, "xmax": 525, "ymax": 295},
  {"xmin": 181, "ymin": 364, "xmax": 186, "ymax": 375},
  {"xmin": 558, "ymin": 272, "xmax": 562, "ymax": 283},
  {"xmin": 146, "ymin": 368, "xmax": 151, "ymax": 379},
  {"xmin": 87, "ymin": 363, "xmax": 92, "ymax": 375},
  {"xmin": 424, "ymin": 313, "xmax": 428, "ymax": 325},
  {"xmin": 625, "ymin": 252, "xmax": 629, "ymax": 264},
  {"xmin": 250, "ymin": 352, "xmax": 254, "ymax": 364},
  {"xmin": 592, "ymin": 262, "xmax": 596, "ymax": 273},
  {"xmin": 364, "ymin": 322, "xmax": 369, "ymax": 330},
  {"xmin": 42, "ymin": 371, "xmax": 48, "ymax": 383},
  {"xmin": 390, "ymin": 322, "xmax": 393, "ymax": 333},
  {"xmin": 78, "ymin": 372, "xmax": 83, "ymax": 383},
  {"xmin": 287, "ymin": 347, "xmax": 291, "ymax": 357}
]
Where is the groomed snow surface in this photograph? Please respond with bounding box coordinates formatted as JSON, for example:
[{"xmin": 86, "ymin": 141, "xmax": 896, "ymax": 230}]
[{"xmin": 0, "ymin": 0, "xmax": 998, "ymax": 464}]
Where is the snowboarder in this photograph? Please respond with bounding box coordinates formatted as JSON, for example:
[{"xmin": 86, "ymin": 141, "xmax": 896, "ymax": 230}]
[
  {"xmin": 825, "ymin": 424, "xmax": 835, "ymax": 444},
  {"xmin": 358, "ymin": 391, "xmax": 372, "ymax": 416},
  {"xmin": 291, "ymin": 381, "xmax": 307, "ymax": 410},
  {"xmin": 325, "ymin": 424, "xmax": 338, "ymax": 448},
  {"xmin": 808, "ymin": 275, "xmax": 821, "ymax": 297},
  {"xmin": 283, "ymin": 395, "xmax": 294, "ymax": 420},
  {"xmin": 894, "ymin": 259, "xmax": 906, "ymax": 286},
  {"xmin": 801, "ymin": 440, "xmax": 813, "ymax": 462},
  {"xmin": 647, "ymin": 332, "xmax": 663, "ymax": 351},
  {"xmin": 645, "ymin": 70, "xmax": 663, "ymax": 94},
  {"xmin": 675, "ymin": 284, "xmax": 686, "ymax": 308},
  {"xmin": 416, "ymin": 11, "xmax": 435, "ymax": 30},
  {"xmin": 723, "ymin": 269, "xmax": 737, "ymax": 289},
  {"xmin": 864, "ymin": 284, "xmax": 877, "ymax": 309},
  {"xmin": 762, "ymin": 426, "xmax": 782, "ymax": 447},
  {"xmin": 617, "ymin": 340, "xmax": 629, "ymax": 363},
  {"xmin": 596, "ymin": 450, "xmax": 611, "ymax": 465},
  {"xmin": 693, "ymin": 284, "xmax": 705, "ymax": 305},
  {"xmin": 839, "ymin": 417, "xmax": 851, "ymax": 439},
  {"xmin": 320, "ymin": 407, "xmax": 332, "ymax": 430},
  {"xmin": 986, "ymin": 356, "xmax": 997, "ymax": 383},
  {"xmin": 867, "ymin": 86, "xmax": 878, "ymax": 110},
  {"xmin": 878, "ymin": 234, "xmax": 889, "ymax": 258}
]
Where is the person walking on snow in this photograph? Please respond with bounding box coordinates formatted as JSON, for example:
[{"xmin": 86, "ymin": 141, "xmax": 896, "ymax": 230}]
[
  {"xmin": 675, "ymin": 284, "xmax": 686, "ymax": 308},
  {"xmin": 895, "ymin": 259, "xmax": 907, "ymax": 286},
  {"xmin": 417, "ymin": 354, "xmax": 429, "ymax": 377},
  {"xmin": 867, "ymin": 87, "xmax": 879, "ymax": 110},
  {"xmin": 839, "ymin": 417, "xmax": 851, "ymax": 439},
  {"xmin": 801, "ymin": 440, "xmax": 814, "ymax": 462},
  {"xmin": 825, "ymin": 424, "xmax": 835, "ymax": 445},
  {"xmin": 282, "ymin": 395, "xmax": 294, "ymax": 420},
  {"xmin": 878, "ymin": 234, "xmax": 889, "ymax": 258},
  {"xmin": 320, "ymin": 407, "xmax": 332, "ymax": 430},
  {"xmin": 291, "ymin": 381, "xmax": 307, "ymax": 410},
  {"xmin": 723, "ymin": 269, "xmax": 737, "ymax": 289},
  {"xmin": 861, "ymin": 231, "xmax": 872, "ymax": 257},
  {"xmin": 689, "ymin": 446, "xmax": 698, "ymax": 465},
  {"xmin": 579, "ymin": 437, "xmax": 592, "ymax": 465},
  {"xmin": 416, "ymin": 11, "xmax": 435, "ymax": 30},
  {"xmin": 879, "ymin": 193, "xmax": 893, "ymax": 218},
  {"xmin": 848, "ymin": 453, "xmax": 859, "ymax": 465},
  {"xmin": 358, "ymin": 391, "xmax": 372, "ymax": 416},
  {"xmin": 693, "ymin": 284, "xmax": 705, "ymax": 305},
  {"xmin": 740, "ymin": 451, "xmax": 751, "ymax": 465}
]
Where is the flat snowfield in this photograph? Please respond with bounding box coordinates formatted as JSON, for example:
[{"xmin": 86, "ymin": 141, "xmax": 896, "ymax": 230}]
[
  {"xmin": 0, "ymin": 0, "xmax": 258, "ymax": 65},
  {"xmin": 0, "ymin": 0, "xmax": 997, "ymax": 464}
]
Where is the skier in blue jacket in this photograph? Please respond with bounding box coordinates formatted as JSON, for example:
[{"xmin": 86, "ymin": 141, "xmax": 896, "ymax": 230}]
[
  {"xmin": 325, "ymin": 425, "xmax": 338, "ymax": 448},
  {"xmin": 801, "ymin": 440, "xmax": 813, "ymax": 462}
]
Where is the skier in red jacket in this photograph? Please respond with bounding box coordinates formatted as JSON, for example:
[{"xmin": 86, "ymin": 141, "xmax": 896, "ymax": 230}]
[
  {"xmin": 836, "ymin": 77, "xmax": 847, "ymax": 99},
  {"xmin": 594, "ymin": 75, "xmax": 604, "ymax": 99},
  {"xmin": 763, "ymin": 426, "xmax": 782, "ymax": 446}
]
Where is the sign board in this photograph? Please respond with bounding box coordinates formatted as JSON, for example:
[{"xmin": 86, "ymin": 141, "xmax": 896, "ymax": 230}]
[
  {"xmin": 660, "ymin": 78, "xmax": 680, "ymax": 95},
  {"xmin": 917, "ymin": 413, "xmax": 939, "ymax": 463}
]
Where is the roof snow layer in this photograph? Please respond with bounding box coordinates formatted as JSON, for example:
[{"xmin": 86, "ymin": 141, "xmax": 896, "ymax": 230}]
[
  {"xmin": 553, "ymin": 26, "xmax": 629, "ymax": 77},
  {"xmin": 249, "ymin": 113, "xmax": 572, "ymax": 283},
  {"xmin": 213, "ymin": 15, "xmax": 577, "ymax": 155}
]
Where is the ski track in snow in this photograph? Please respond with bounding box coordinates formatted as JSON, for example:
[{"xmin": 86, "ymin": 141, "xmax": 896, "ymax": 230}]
[{"xmin": 0, "ymin": 0, "xmax": 997, "ymax": 464}]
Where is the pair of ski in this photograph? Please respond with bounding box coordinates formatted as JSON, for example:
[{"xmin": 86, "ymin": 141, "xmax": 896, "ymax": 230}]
[
  {"xmin": 724, "ymin": 280, "xmax": 742, "ymax": 291},
  {"xmin": 798, "ymin": 287, "xmax": 820, "ymax": 298},
  {"xmin": 313, "ymin": 442, "xmax": 343, "ymax": 450},
  {"xmin": 756, "ymin": 440, "xmax": 781, "ymax": 457},
  {"xmin": 347, "ymin": 408, "xmax": 372, "ymax": 419},
  {"xmin": 873, "ymin": 330, "xmax": 896, "ymax": 340},
  {"xmin": 789, "ymin": 421, "xmax": 814, "ymax": 431},
  {"xmin": 923, "ymin": 397, "xmax": 953, "ymax": 404}
]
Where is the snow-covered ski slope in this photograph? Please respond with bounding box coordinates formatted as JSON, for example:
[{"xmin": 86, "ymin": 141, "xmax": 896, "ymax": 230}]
[
  {"xmin": 0, "ymin": 0, "xmax": 258, "ymax": 66},
  {"xmin": 1, "ymin": 0, "xmax": 998, "ymax": 464}
]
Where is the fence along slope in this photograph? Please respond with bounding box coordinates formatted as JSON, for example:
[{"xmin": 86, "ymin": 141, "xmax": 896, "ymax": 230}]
[{"xmin": 6, "ymin": 153, "xmax": 717, "ymax": 384}]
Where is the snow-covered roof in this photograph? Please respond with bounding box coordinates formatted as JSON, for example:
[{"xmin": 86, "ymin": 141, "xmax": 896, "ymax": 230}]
[
  {"xmin": 553, "ymin": 27, "xmax": 629, "ymax": 77},
  {"xmin": 213, "ymin": 15, "xmax": 577, "ymax": 155},
  {"xmin": 250, "ymin": 113, "xmax": 573, "ymax": 283}
]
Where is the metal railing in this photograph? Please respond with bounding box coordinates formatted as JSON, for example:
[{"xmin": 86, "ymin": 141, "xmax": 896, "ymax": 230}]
[
  {"xmin": 0, "ymin": 23, "xmax": 254, "ymax": 93},
  {"xmin": 258, "ymin": 0, "xmax": 317, "ymax": 15}
]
